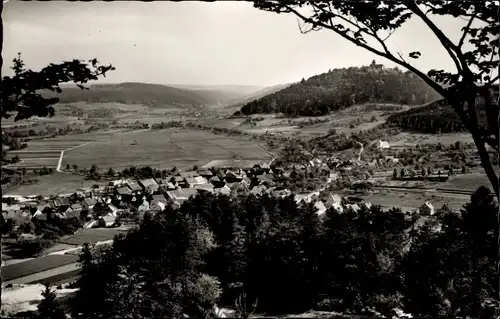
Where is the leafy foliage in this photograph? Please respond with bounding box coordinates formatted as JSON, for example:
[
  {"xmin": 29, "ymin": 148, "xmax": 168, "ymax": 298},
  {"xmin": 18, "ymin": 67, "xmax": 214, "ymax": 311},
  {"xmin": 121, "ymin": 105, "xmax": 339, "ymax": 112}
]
[
  {"xmin": 1, "ymin": 54, "xmax": 115, "ymax": 121},
  {"xmin": 74, "ymin": 211, "xmax": 220, "ymax": 318},
  {"xmin": 239, "ymin": 64, "xmax": 440, "ymax": 116},
  {"xmin": 69, "ymin": 187, "xmax": 498, "ymax": 318}
]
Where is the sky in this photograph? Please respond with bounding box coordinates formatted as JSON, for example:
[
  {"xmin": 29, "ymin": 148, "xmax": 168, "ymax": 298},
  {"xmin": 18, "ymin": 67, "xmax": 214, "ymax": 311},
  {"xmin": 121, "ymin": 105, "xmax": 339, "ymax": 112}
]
[{"xmin": 3, "ymin": 1, "xmax": 477, "ymax": 87}]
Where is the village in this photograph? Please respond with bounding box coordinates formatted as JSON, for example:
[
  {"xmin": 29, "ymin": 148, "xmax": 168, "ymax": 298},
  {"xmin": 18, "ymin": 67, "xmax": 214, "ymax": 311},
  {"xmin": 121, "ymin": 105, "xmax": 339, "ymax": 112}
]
[{"xmin": 2, "ymin": 144, "xmax": 443, "ymax": 239}]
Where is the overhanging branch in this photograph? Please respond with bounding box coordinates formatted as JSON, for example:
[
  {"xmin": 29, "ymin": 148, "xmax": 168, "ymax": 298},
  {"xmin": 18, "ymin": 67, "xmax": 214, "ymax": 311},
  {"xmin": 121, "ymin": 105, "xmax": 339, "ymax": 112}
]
[
  {"xmin": 281, "ymin": 4, "xmax": 449, "ymax": 99},
  {"xmin": 406, "ymin": 2, "xmax": 464, "ymax": 75}
]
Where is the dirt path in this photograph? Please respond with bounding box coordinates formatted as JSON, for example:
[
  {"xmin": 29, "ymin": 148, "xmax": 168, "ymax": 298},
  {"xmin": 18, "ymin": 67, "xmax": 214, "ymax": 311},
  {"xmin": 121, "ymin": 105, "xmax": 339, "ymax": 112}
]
[{"xmin": 56, "ymin": 142, "xmax": 91, "ymax": 172}]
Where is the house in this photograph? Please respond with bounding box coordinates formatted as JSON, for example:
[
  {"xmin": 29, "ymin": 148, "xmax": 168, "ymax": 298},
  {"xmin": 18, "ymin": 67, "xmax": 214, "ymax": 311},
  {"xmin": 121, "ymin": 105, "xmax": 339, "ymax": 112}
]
[
  {"xmin": 195, "ymin": 183, "xmax": 214, "ymax": 194},
  {"xmin": 115, "ymin": 186, "xmax": 132, "ymax": 196},
  {"xmin": 151, "ymin": 194, "xmax": 167, "ymax": 205},
  {"xmin": 197, "ymin": 169, "xmax": 213, "ymax": 178},
  {"xmin": 376, "ymin": 140, "xmax": 390, "ymax": 149},
  {"xmin": 183, "ymin": 177, "xmax": 199, "ymax": 188},
  {"xmin": 250, "ymin": 185, "xmax": 267, "ymax": 195},
  {"xmin": 70, "ymin": 203, "xmax": 83, "ymax": 213},
  {"xmin": 171, "ymin": 176, "xmax": 185, "ymax": 184},
  {"xmin": 214, "ymin": 185, "xmax": 231, "ymax": 196},
  {"xmin": 109, "ymin": 179, "xmax": 132, "ymax": 187},
  {"xmin": 331, "ymin": 202, "xmax": 344, "ymax": 214},
  {"xmin": 241, "ymin": 177, "xmax": 252, "ymax": 186},
  {"xmin": 97, "ymin": 213, "xmax": 116, "ymax": 227},
  {"xmin": 58, "ymin": 204, "xmax": 72, "ymax": 214},
  {"xmin": 385, "ymin": 156, "xmax": 399, "ymax": 163},
  {"xmin": 361, "ymin": 202, "xmax": 372, "ymax": 211},
  {"xmin": 314, "ymin": 201, "xmax": 328, "ymax": 216},
  {"xmin": 193, "ymin": 176, "xmax": 207, "ymax": 185},
  {"xmin": 82, "ymin": 198, "xmax": 97, "ymax": 211},
  {"xmin": 347, "ymin": 203, "xmax": 361, "ymax": 213},
  {"xmin": 127, "ymin": 182, "xmax": 143, "ymax": 194},
  {"xmin": 178, "ymin": 171, "xmax": 199, "ymax": 179},
  {"xmin": 150, "ymin": 200, "xmax": 166, "ymax": 212},
  {"xmin": 166, "ymin": 188, "xmax": 198, "ymax": 204},
  {"xmin": 139, "ymin": 178, "xmax": 160, "ymax": 193},
  {"xmin": 138, "ymin": 201, "xmax": 150, "ymax": 212},
  {"xmin": 155, "ymin": 178, "xmax": 169, "ymax": 185},
  {"xmin": 224, "ymin": 170, "xmax": 243, "ymax": 182},
  {"xmin": 419, "ymin": 201, "xmax": 435, "ymax": 216},
  {"xmin": 32, "ymin": 210, "xmax": 48, "ymax": 221},
  {"xmin": 273, "ymin": 188, "xmax": 291, "ymax": 198},
  {"xmin": 209, "ymin": 176, "xmax": 224, "ymax": 188}
]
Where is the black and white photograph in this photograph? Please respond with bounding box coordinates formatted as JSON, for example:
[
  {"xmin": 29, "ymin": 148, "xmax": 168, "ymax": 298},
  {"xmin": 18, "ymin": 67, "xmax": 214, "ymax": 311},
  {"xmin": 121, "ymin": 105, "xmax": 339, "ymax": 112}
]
[{"xmin": 1, "ymin": 1, "xmax": 499, "ymax": 318}]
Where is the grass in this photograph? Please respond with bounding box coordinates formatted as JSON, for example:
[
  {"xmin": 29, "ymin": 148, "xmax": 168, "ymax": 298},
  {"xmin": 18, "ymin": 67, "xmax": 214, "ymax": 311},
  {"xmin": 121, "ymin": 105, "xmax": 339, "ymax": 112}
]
[
  {"xmin": 362, "ymin": 191, "xmax": 469, "ymax": 212},
  {"xmin": 2, "ymin": 254, "xmax": 79, "ymax": 281},
  {"xmin": 5, "ymin": 172, "xmax": 96, "ymax": 197},
  {"xmin": 387, "ymin": 132, "xmax": 473, "ymax": 146},
  {"xmin": 57, "ymin": 228, "xmax": 128, "ymax": 246},
  {"xmin": 440, "ymin": 171, "xmax": 491, "ymax": 192}
]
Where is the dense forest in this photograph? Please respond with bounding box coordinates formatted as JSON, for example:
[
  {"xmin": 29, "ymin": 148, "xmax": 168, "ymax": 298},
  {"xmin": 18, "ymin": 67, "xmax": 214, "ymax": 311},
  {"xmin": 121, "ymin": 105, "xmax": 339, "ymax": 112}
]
[
  {"xmin": 44, "ymin": 83, "xmax": 216, "ymax": 108},
  {"xmin": 32, "ymin": 187, "xmax": 498, "ymax": 319},
  {"xmin": 238, "ymin": 62, "xmax": 441, "ymax": 117},
  {"xmin": 386, "ymin": 96, "xmax": 492, "ymax": 133}
]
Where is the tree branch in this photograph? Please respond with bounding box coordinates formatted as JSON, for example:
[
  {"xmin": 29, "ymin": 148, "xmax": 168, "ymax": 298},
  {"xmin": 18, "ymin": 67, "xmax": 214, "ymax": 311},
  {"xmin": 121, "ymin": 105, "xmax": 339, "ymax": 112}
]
[
  {"xmin": 406, "ymin": 2, "xmax": 464, "ymax": 75},
  {"xmin": 487, "ymin": 75, "xmax": 499, "ymax": 86},
  {"xmin": 281, "ymin": 4, "xmax": 449, "ymax": 99},
  {"xmin": 458, "ymin": 11, "xmax": 477, "ymax": 49}
]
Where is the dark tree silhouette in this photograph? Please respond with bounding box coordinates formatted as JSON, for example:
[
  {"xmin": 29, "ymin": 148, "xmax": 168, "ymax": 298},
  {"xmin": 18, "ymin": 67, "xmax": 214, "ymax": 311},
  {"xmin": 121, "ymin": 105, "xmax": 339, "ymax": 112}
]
[
  {"xmin": 37, "ymin": 284, "xmax": 66, "ymax": 319},
  {"xmin": 251, "ymin": 1, "xmax": 499, "ymax": 199},
  {"xmin": 1, "ymin": 54, "xmax": 114, "ymax": 121}
]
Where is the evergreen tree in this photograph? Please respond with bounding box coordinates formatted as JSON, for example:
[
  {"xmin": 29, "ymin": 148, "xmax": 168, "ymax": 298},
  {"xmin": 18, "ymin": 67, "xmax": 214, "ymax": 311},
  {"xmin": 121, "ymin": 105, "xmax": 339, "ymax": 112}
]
[{"xmin": 37, "ymin": 284, "xmax": 66, "ymax": 319}]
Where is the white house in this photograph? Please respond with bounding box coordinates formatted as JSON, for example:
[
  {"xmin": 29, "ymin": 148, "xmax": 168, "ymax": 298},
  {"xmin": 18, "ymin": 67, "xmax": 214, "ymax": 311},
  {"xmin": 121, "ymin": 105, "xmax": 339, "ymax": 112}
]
[
  {"xmin": 377, "ymin": 140, "xmax": 390, "ymax": 149},
  {"xmin": 419, "ymin": 201, "xmax": 435, "ymax": 216},
  {"xmin": 314, "ymin": 201, "xmax": 328, "ymax": 216}
]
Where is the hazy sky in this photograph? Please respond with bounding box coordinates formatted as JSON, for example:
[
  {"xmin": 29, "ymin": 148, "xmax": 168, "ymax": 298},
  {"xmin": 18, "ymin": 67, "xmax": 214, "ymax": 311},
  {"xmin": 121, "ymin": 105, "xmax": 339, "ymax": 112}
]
[{"xmin": 3, "ymin": 1, "xmax": 475, "ymax": 87}]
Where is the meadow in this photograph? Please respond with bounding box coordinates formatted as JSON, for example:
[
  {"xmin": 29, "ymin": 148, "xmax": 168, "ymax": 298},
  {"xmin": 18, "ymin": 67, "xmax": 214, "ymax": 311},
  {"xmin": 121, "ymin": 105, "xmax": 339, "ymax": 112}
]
[
  {"xmin": 362, "ymin": 190, "xmax": 470, "ymax": 212},
  {"xmin": 58, "ymin": 228, "xmax": 128, "ymax": 246},
  {"xmin": 2, "ymin": 254, "xmax": 79, "ymax": 282},
  {"xmin": 5, "ymin": 172, "xmax": 101, "ymax": 197},
  {"xmin": 61, "ymin": 128, "xmax": 272, "ymax": 170}
]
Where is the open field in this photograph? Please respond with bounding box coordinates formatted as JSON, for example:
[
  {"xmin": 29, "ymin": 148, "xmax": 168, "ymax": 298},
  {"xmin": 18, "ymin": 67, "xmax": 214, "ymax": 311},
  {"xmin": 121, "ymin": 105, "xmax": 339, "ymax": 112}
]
[
  {"xmin": 8, "ymin": 127, "xmax": 271, "ymax": 171},
  {"xmin": 2, "ymin": 254, "xmax": 79, "ymax": 282},
  {"xmin": 57, "ymin": 228, "xmax": 129, "ymax": 246},
  {"xmin": 440, "ymin": 171, "xmax": 492, "ymax": 192},
  {"xmin": 1, "ymin": 284, "xmax": 78, "ymax": 314},
  {"xmin": 4, "ymin": 263, "xmax": 81, "ymax": 285},
  {"xmin": 61, "ymin": 128, "xmax": 272, "ymax": 170},
  {"xmin": 4, "ymin": 172, "xmax": 98, "ymax": 197},
  {"xmin": 362, "ymin": 189, "xmax": 470, "ymax": 212},
  {"xmin": 386, "ymin": 132, "xmax": 474, "ymax": 147}
]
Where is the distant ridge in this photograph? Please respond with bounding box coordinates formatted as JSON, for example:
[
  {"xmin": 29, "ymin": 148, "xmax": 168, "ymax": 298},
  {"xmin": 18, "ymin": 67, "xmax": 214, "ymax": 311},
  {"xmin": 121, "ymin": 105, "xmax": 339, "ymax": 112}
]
[{"xmin": 46, "ymin": 82, "xmax": 220, "ymax": 107}]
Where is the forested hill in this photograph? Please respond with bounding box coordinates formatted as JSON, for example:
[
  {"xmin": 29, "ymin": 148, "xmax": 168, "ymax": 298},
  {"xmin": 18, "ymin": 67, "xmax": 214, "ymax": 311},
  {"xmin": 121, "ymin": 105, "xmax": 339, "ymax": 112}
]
[
  {"xmin": 386, "ymin": 99, "xmax": 466, "ymax": 133},
  {"xmin": 238, "ymin": 63, "xmax": 441, "ymax": 116},
  {"xmin": 386, "ymin": 89, "xmax": 497, "ymax": 133},
  {"xmin": 47, "ymin": 82, "xmax": 219, "ymax": 108}
]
